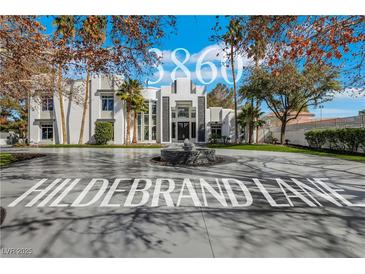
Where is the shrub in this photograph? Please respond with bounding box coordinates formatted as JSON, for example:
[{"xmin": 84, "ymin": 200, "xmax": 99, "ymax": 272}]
[
  {"xmin": 265, "ymin": 131, "xmax": 274, "ymax": 144},
  {"xmin": 322, "ymin": 129, "xmax": 339, "ymax": 150},
  {"xmin": 222, "ymin": 135, "xmax": 231, "ymax": 144},
  {"xmin": 305, "ymin": 128, "xmax": 365, "ymax": 152},
  {"xmin": 94, "ymin": 122, "xmax": 113, "ymax": 145},
  {"xmin": 209, "ymin": 133, "xmax": 221, "ymax": 144},
  {"xmin": 304, "ymin": 130, "xmax": 326, "ymax": 149}
]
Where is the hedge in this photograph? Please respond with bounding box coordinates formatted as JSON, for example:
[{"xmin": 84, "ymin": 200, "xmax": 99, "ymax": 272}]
[
  {"xmin": 94, "ymin": 122, "xmax": 113, "ymax": 145},
  {"xmin": 305, "ymin": 128, "xmax": 365, "ymax": 152}
]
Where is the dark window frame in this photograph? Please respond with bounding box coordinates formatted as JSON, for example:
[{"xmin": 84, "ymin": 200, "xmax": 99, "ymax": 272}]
[
  {"xmin": 101, "ymin": 95, "xmax": 114, "ymax": 111},
  {"xmin": 41, "ymin": 124, "xmax": 53, "ymax": 140},
  {"xmin": 41, "ymin": 96, "xmax": 54, "ymax": 111}
]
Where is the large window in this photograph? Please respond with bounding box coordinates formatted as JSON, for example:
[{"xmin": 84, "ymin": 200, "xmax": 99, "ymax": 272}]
[
  {"xmin": 41, "ymin": 124, "xmax": 53, "ymax": 140},
  {"xmin": 172, "ymin": 122, "xmax": 176, "ymax": 139},
  {"xmin": 102, "ymin": 95, "xmax": 114, "ymax": 111},
  {"xmin": 137, "ymin": 113, "xmax": 142, "ymax": 141},
  {"xmin": 144, "ymin": 103, "xmax": 149, "ymax": 140},
  {"xmin": 42, "ymin": 96, "xmax": 53, "ymax": 111},
  {"xmin": 191, "ymin": 122, "xmax": 196, "ymax": 138},
  {"xmin": 138, "ymin": 100, "xmax": 153, "ymax": 142},
  {"xmin": 211, "ymin": 124, "xmax": 222, "ymax": 137},
  {"xmin": 151, "ymin": 101, "xmax": 157, "ymax": 140},
  {"xmin": 178, "ymin": 107, "xmax": 189, "ymax": 118}
]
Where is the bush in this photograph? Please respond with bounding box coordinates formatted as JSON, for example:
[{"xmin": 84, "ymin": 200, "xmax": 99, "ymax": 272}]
[
  {"xmin": 94, "ymin": 122, "xmax": 113, "ymax": 145},
  {"xmin": 304, "ymin": 130, "xmax": 326, "ymax": 149},
  {"xmin": 209, "ymin": 133, "xmax": 220, "ymax": 144},
  {"xmin": 305, "ymin": 128, "xmax": 365, "ymax": 152}
]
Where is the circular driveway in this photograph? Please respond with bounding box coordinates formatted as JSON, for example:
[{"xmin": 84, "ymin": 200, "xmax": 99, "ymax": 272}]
[{"xmin": 1, "ymin": 148, "xmax": 365, "ymax": 257}]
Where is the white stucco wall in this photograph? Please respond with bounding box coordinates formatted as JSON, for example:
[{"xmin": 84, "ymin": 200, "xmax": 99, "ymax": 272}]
[{"xmin": 29, "ymin": 76, "xmax": 238, "ymax": 145}]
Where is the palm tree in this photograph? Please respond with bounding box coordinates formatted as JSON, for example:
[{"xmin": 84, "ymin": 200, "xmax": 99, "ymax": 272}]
[
  {"xmin": 53, "ymin": 16, "xmax": 76, "ymax": 144},
  {"xmin": 78, "ymin": 16, "xmax": 107, "ymax": 144},
  {"xmin": 223, "ymin": 19, "xmax": 243, "ymax": 143},
  {"xmin": 238, "ymin": 103, "xmax": 265, "ymax": 143},
  {"xmin": 117, "ymin": 79, "xmax": 143, "ymax": 145},
  {"xmin": 239, "ymin": 83, "xmax": 261, "ymax": 144},
  {"xmin": 131, "ymin": 95, "xmax": 148, "ymax": 144},
  {"xmin": 247, "ymin": 18, "xmax": 268, "ymax": 143}
]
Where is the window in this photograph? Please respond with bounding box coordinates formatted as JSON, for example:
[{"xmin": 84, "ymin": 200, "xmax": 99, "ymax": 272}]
[
  {"xmin": 102, "ymin": 95, "xmax": 114, "ymax": 111},
  {"xmin": 137, "ymin": 113, "xmax": 142, "ymax": 141},
  {"xmin": 172, "ymin": 122, "xmax": 176, "ymax": 139},
  {"xmin": 143, "ymin": 101, "xmax": 149, "ymax": 141},
  {"xmin": 211, "ymin": 124, "xmax": 222, "ymax": 137},
  {"xmin": 137, "ymin": 101, "xmax": 153, "ymax": 142},
  {"xmin": 191, "ymin": 111, "xmax": 196, "ymax": 118},
  {"xmin": 41, "ymin": 124, "xmax": 53, "ymax": 140},
  {"xmin": 178, "ymin": 107, "xmax": 189, "ymax": 118},
  {"xmin": 144, "ymin": 127, "xmax": 149, "ymax": 140},
  {"xmin": 172, "ymin": 111, "xmax": 176, "ymax": 118},
  {"xmin": 152, "ymin": 101, "xmax": 157, "ymax": 115},
  {"xmin": 42, "ymin": 96, "xmax": 53, "ymax": 111},
  {"xmin": 151, "ymin": 101, "xmax": 157, "ymax": 140},
  {"xmin": 172, "ymin": 82, "xmax": 177, "ymax": 93},
  {"xmin": 191, "ymin": 122, "xmax": 196, "ymax": 138}
]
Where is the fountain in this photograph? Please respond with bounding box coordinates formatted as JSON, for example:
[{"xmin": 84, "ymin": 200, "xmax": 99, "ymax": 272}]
[{"xmin": 158, "ymin": 139, "xmax": 217, "ymax": 166}]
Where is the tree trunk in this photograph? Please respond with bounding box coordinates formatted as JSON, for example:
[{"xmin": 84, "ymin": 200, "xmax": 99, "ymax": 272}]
[
  {"xmin": 249, "ymin": 97, "xmax": 254, "ymax": 144},
  {"xmin": 254, "ymin": 58, "xmax": 260, "ymax": 144},
  {"xmin": 78, "ymin": 70, "xmax": 90, "ymax": 144},
  {"xmin": 255, "ymin": 99, "xmax": 260, "ymax": 144},
  {"xmin": 126, "ymin": 104, "xmax": 131, "ymax": 145},
  {"xmin": 248, "ymin": 122, "xmax": 254, "ymax": 144},
  {"xmin": 230, "ymin": 44, "xmax": 238, "ymax": 143},
  {"xmin": 57, "ymin": 64, "xmax": 67, "ymax": 144},
  {"xmin": 280, "ymin": 120, "xmax": 287, "ymax": 144},
  {"xmin": 132, "ymin": 110, "xmax": 138, "ymax": 144}
]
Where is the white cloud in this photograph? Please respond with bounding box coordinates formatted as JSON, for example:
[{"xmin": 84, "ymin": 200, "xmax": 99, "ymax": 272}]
[
  {"xmin": 311, "ymin": 108, "xmax": 363, "ymax": 119},
  {"xmin": 332, "ymin": 88, "xmax": 365, "ymax": 99}
]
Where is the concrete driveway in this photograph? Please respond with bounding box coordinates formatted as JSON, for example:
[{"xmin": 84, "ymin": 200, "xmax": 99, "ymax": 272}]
[{"xmin": 1, "ymin": 147, "xmax": 364, "ymax": 257}]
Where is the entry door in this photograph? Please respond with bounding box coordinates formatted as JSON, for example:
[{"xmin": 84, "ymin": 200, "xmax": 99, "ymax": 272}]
[{"xmin": 178, "ymin": 122, "xmax": 189, "ymax": 140}]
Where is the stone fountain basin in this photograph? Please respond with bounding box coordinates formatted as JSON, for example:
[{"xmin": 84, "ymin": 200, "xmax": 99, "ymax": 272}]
[{"xmin": 161, "ymin": 147, "xmax": 216, "ymax": 166}]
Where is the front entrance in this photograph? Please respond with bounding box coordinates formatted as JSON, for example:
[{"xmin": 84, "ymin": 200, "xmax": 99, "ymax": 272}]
[{"xmin": 178, "ymin": 122, "xmax": 189, "ymax": 141}]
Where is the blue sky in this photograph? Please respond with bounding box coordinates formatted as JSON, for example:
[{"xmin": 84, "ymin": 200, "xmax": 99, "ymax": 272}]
[{"xmin": 39, "ymin": 15, "xmax": 365, "ymax": 119}]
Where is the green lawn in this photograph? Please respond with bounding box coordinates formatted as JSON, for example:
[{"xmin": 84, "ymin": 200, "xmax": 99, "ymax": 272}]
[
  {"xmin": 0, "ymin": 153, "xmax": 16, "ymax": 167},
  {"xmin": 34, "ymin": 144, "xmax": 163, "ymax": 149},
  {"xmin": 208, "ymin": 144, "xmax": 365, "ymax": 163}
]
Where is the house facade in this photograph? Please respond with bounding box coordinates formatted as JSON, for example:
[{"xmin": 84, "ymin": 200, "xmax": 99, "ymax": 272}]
[{"xmin": 28, "ymin": 75, "xmax": 236, "ymax": 145}]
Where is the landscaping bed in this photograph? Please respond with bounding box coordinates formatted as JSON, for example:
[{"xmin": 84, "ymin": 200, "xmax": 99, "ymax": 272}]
[
  {"xmin": 30, "ymin": 144, "xmax": 163, "ymax": 149},
  {"xmin": 0, "ymin": 153, "xmax": 46, "ymax": 167},
  {"xmin": 207, "ymin": 143, "xmax": 365, "ymax": 163}
]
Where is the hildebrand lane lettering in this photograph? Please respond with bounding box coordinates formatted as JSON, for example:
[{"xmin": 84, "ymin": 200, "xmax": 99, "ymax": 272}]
[{"xmin": 7, "ymin": 177, "xmax": 365, "ymax": 208}]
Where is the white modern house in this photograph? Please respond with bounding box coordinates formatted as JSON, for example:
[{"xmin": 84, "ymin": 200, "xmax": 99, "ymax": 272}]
[{"xmin": 28, "ymin": 75, "xmax": 236, "ymax": 145}]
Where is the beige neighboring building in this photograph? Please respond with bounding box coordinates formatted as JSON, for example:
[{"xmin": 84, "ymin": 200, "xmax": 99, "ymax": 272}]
[{"xmin": 265, "ymin": 111, "xmax": 316, "ymax": 127}]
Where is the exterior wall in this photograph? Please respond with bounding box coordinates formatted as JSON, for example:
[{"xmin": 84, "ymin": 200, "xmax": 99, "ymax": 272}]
[
  {"xmin": 29, "ymin": 76, "xmax": 237, "ymax": 145},
  {"xmin": 63, "ymin": 81, "xmax": 89, "ymax": 144},
  {"xmin": 157, "ymin": 78, "xmax": 207, "ymax": 143},
  {"xmin": 264, "ymin": 112, "xmax": 365, "ymax": 151},
  {"xmin": 221, "ymin": 109, "xmax": 235, "ymax": 141},
  {"xmin": 29, "ymin": 75, "xmax": 122, "ymax": 144}
]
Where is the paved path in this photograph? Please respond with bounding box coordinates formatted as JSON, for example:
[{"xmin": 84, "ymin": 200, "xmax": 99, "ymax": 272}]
[{"xmin": 1, "ymin": 148, "xmax": 364, "ymax": 257}]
